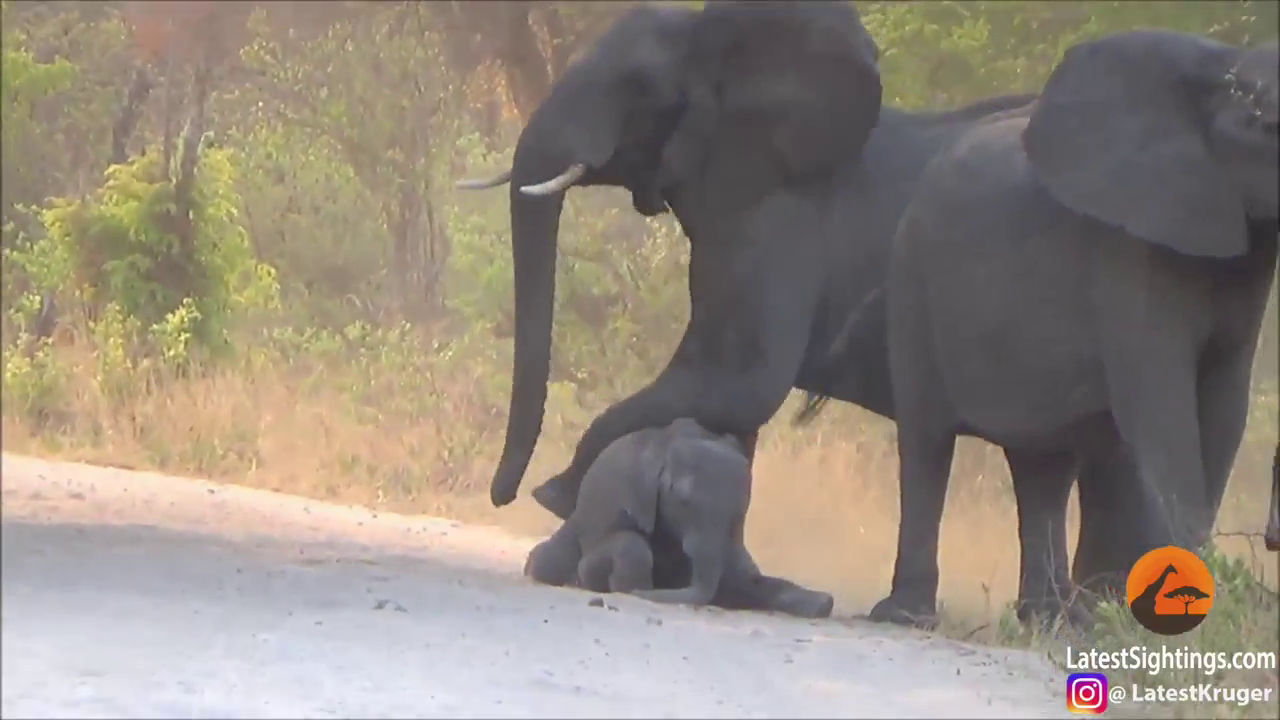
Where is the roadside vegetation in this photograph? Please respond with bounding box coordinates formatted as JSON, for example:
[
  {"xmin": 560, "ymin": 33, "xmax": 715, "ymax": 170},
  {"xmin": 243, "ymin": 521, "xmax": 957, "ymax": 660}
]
[{"xmin": 2, "ymin": 3, "xmax": 1275, "ymax": 716}]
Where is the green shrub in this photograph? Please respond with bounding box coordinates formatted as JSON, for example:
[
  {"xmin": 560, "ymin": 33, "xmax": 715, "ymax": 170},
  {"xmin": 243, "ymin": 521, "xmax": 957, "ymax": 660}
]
[{"xmin": 12, "ymin": 145, "xmax": 278, "ymax": 365}]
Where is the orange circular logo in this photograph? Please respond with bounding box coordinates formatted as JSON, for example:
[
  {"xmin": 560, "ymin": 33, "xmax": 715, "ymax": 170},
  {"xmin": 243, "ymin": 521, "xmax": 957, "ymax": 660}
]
[{"xmin": 1126, "ymin": 546, "xmax": 1214, "ymax": 636}]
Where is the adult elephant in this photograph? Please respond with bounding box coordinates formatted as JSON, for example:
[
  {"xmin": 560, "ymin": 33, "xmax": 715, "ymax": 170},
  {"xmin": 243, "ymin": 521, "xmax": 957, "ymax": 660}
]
[
  {"xmin": 847, "ymin": 31, "xmax": 1277, "ymax": 625},
  {"xmin": 460, "ymin": 0, "xmax": 890, "ymax": 505},
  {"xmin": 456, "ymin": 1, "xmax": 1124, "ymax": 623}
]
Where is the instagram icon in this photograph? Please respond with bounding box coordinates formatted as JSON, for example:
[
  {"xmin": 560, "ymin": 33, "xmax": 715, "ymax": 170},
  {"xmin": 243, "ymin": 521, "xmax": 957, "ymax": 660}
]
[{"xmin": 1067, "ymin": 673, "xmax": 1109, "ymax": 714}]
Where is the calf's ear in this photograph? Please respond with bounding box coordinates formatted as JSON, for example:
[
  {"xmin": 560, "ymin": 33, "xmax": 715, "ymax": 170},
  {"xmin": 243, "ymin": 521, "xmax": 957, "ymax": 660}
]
[
  {"xmin": 1022, "ymin": 30, "xmax": 1247, "ymax": 258},
  {"xmin": 622, "ymin": 436, "xmax": 666, "ymax": 535}
]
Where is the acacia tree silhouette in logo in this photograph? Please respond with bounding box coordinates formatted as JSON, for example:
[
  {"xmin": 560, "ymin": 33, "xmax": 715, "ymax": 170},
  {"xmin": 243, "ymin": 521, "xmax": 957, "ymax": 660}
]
[{"xmin": 1163, "ymin": 585, "xmax": 1210, "ymax": 615}]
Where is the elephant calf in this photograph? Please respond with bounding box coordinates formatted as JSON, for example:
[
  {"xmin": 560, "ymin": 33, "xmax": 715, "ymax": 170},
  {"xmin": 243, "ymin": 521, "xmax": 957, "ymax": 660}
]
[{"xmin": 523, "ymin": 418, "xmax": 834, "ymax": 618}]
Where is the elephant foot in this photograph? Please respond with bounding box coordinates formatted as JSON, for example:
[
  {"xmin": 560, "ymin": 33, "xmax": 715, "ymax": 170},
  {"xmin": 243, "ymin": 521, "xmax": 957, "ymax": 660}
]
[
  {"xmin": 712, "ymin": 570, "xmax": 832, "ymax": 618},
  {"xmin": 869, "ymin": 594, "xmax": 938, "ymax": 630},
  {"xmin": 1016, "ymin": 595, "xmax": 1095, "ymax": 633},
  {"xmin": 1072, "ymin": 535, "xmax": 1139, "ymax": 601},
  {"xmin": 630, "ymin": 187, "xmax": 668, "ymax": 217},
  {"xmin": 1073, "ymin": 569, "xmax": 1126, "ymax": 602},
  {"xmin": 772, "ymin": 587, "xmax": 835, "ymax": 619},
  {"xmin": 531, "ymin": 473, "xmax": 578, "ymax": 521}
]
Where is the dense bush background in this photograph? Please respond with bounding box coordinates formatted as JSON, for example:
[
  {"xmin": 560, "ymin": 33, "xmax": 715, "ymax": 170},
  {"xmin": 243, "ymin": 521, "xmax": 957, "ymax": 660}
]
[
  {"xmin": 4, "ymin": 0, "xmax": 1273, "ymax": 463},
  {"xmin": 2, "ymin": 7, "xmax": 1277, "ymax": 702}
]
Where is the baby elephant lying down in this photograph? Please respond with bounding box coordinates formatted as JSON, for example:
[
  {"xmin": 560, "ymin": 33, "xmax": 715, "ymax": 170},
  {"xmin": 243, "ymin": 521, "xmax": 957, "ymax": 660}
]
[{"xmin": 524, "ymin": 418, "xmax": 834, "ymax": 619}]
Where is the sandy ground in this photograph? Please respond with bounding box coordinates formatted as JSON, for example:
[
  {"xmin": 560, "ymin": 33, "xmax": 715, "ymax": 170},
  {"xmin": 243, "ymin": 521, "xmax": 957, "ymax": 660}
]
[{"xmin": 1, "ymin": 453, "xmax": 1070, "ymax": 718}]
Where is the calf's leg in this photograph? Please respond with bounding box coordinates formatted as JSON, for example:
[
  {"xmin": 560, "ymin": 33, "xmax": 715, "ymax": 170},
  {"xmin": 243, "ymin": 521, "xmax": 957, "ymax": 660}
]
[
  {"xmin": 524, "ymin": 523, "xmax": 581, "ymax": 587},
  {"xmin": 714, "ymin": 544, "xmax": 834, "ymax": 619},
  {"xmin": 578, "ymin": 531, "xmax": 655, "ymax": 594}
]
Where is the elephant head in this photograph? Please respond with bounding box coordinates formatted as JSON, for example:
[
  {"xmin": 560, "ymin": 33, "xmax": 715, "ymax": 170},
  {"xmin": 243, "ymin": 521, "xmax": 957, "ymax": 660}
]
[
  {"xmin": 1022, "ymin": 31, "xmax": 1279, "ymax": 258},
  {"xmin": 458, "ymin": 2, "xmax": 884, "ymax": 507}
]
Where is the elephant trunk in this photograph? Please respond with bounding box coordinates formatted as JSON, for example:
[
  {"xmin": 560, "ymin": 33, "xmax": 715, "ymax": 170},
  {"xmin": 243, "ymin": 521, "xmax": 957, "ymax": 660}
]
[
  {"xmin": 1266, "ymin": 441, "xmax": 1280, "ymax": 551},
  {"xmin": 488, "ymin": 137, "xmax": 572, "ymax": 508}
]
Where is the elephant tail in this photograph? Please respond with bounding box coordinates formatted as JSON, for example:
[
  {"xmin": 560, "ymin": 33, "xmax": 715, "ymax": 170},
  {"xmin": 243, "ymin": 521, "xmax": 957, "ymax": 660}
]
[{"xmin": 792, "ymin": 286, "xmax": 884, "ymax": 427}]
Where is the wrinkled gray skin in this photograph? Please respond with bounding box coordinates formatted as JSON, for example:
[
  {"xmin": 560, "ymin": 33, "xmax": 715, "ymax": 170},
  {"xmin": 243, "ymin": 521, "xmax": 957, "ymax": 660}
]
[
  {"xmin": 813, "ymin": 32, "xmax": 1278, "ymax": 627},
  {"xmin": 523, "ymin": 418, "xmax": 835, "ymax": 619},
  {"xmin": 456, "ymin": 1, "xmax": 1144, "ymax": 626}
]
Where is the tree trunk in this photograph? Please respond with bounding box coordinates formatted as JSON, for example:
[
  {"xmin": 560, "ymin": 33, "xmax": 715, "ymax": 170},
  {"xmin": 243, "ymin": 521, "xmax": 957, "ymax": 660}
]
[
  {"xmin": 536, "ymin": 4, "xmax": 573, "ymax": 80},
  {"xmin": 493, "ymin": 2, "xmax": 552, "ymax": 119}
]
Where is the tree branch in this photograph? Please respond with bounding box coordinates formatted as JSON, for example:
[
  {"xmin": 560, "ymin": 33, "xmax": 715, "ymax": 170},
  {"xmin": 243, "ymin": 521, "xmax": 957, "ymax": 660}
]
[{"xmin": 110, "ymin": 65, "xmax": 154, "ymax": 166}]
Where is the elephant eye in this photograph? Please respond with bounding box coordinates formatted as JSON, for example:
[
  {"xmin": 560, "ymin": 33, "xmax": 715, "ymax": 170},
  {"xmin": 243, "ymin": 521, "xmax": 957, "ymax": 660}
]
[
  {"xmin": 1224, "ymin": 73, "xmax": 1278, "ymax": 136},
  {"xmin": 1233, "ymin": 105, "xmax": 1278, "ymax": 141},
  {"xmin": 621, "ymin": 67, "xmax": 679, "ymax": 109},
  {"xmin": 1247, "ymin": 93, "xmax": 1278, "ymax": 137}
]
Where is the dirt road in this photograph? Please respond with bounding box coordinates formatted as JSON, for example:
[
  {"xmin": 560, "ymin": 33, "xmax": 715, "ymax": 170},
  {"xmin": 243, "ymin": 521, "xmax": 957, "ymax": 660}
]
[{"xmin": 1, "ymin": 453, "xmax": 1069, "ymax": 718}]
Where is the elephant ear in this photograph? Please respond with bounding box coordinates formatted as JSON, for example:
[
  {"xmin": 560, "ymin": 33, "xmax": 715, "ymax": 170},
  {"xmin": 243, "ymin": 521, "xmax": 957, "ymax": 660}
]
[
  {"xmin": 665, "ymin": 438, "xmax": 752, "ymax": 520},
  {"xmin": 621, "ymin": 431, "xmax": 668, "ymax": 535},
  {"xmin": 1022, "ymin": 30, "xmax": 1247, "ymax": 258},
  {"xmin": 672, "ymin": 1, "xmax": 882, "ymax": 187}
]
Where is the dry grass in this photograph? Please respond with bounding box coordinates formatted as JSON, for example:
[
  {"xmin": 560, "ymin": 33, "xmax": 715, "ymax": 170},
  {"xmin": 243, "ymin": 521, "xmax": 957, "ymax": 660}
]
[{"xmin": 4, "ymin": 335, "xmax": 1277, "ymax": 718}]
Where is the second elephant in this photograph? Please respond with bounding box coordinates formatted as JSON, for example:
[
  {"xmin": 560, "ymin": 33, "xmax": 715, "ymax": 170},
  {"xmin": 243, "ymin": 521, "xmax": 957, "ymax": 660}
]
[{"xmin": 855, "ymin": 32, "xmax": 1277, "ymax": 626}]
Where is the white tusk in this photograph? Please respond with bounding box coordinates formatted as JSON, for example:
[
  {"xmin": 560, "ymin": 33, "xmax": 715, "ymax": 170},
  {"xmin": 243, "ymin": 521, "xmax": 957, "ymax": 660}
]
[
  {"xmin": 455, "ymin": 169, "xmax": 512, "ymax": 190},
  {"xmin": 519, "ymin": 163, "xmax": 587, "ymax": 196}
]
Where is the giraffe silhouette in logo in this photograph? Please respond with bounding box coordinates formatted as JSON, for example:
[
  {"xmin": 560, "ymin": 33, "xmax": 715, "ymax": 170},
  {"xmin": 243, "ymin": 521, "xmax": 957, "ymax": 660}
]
[{"xmin": 1130, "ymin": 563, "xmax": 1178, "ymax": 627}]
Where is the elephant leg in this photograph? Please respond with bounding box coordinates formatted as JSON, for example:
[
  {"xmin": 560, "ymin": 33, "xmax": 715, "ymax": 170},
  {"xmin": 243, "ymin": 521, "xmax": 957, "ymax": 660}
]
[
  {"xmin": 1075, "ymin": 344, "xmax": 1249, "ymax": 588},
  {"xmin": 532, "ymin": 203, "xmax": 826, "ymax": 520},
  {"xmin": 870, "ymin": 427, "xmax": 955, "ymax": 628},
  {"xmin": 713, "ymin": 544, "xmax": 834, "ymax": 619},
  {"xmin": 1195, "ymin": 347, "xmax": 1255, "ymax": 530},
  {"xmin": 1004, "ymin": 447, "xmax": 1086, "ymax": 627},
  {"xmin": 578, "ymin": 531, "xmax": 655, "ymax": 594},
  {"xmin": 524, "ymin": 523, "xmax": 582, "ymax": 588},
  {"xmin": 738, "ymin": 429, "xmax": 760, "ymax": 470},
  {"xmin": 1073, "ymin": 440, "xmax": 1159, "ymax": 597},
  {"xmin": 1105, "ymin": 347, "xmax": 1210, "ymax": 552},
  {"xmin": 1096, "ymin": 264, "xmax": 1213, "ymax": 552},
  {"xmin": 873, "ymin": 274, "xmax": 957, "ymax": 629}
]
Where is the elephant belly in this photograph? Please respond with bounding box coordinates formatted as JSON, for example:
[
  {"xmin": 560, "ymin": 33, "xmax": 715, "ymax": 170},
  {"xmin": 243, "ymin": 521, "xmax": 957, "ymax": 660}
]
[
  {"xmin": 932, "ymin": 273, "xmax": 1110, "ymax": 447},
  {"xmin": 939, "ymin": 326, "xmax": 1112, "ymax": 450}
]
